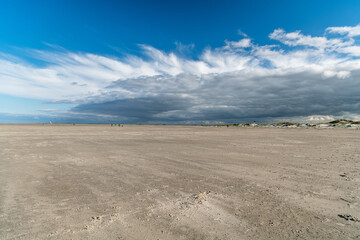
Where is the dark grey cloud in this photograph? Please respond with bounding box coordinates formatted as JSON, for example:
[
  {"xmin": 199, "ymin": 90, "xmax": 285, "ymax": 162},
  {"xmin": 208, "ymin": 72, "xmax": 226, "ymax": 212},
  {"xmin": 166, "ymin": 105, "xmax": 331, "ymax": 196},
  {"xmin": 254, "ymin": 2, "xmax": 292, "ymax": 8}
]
[
  {"xmin": 71, "ymin": 70, "xmax": 360, "ymax": 123},
  {"xmin": 72, "ymin": 94, "xmax": 194, "ymax": 122}
]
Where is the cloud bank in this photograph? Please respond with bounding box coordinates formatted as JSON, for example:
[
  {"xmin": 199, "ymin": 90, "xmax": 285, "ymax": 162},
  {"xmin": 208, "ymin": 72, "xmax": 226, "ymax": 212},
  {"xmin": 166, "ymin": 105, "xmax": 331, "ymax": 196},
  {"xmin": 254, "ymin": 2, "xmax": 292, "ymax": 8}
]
[{"xmin": 1, "ymin": 25, "xmax": 360, "ymax": 123}]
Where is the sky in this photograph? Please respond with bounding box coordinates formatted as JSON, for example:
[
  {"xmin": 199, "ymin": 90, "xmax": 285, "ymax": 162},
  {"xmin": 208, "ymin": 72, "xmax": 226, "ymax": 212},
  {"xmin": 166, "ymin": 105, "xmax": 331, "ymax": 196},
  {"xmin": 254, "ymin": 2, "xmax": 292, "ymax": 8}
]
[{"xmin": 1, "ymin": 0, "xmax": 360, "ymax": 124}]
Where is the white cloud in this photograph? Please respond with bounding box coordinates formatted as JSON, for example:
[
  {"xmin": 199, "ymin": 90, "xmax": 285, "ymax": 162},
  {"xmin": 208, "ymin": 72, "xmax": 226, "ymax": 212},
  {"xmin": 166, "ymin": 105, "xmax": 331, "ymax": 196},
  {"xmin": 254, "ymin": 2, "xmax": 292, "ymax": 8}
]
[
  {"xmin": 326, "ymin": 24, "xmax": 360, "ymax": 37},
  {"xmin": 307, "ymin": 115, "xmax": 335, "ymax": 122},
  {"xmin": 224, "ymin": 38, "xmax": 252, "ymax": 49},
  {"xmin": 269, "ymin": 28, "xmax": 354, "ymax": 51},
  {"xmin": 237, "ymin": 29, "xmax": 248, "ymax": 37},
  {"xmin": 336, "ymin": 45, "xmax": 360, "ymax": 56},
  {"xmin": 1, "ymin": 25, "xmax": 360, "ymax": 122},
  {"xmin": 323, "ymin": 70, "xmax": 351, "ymax": 79}
]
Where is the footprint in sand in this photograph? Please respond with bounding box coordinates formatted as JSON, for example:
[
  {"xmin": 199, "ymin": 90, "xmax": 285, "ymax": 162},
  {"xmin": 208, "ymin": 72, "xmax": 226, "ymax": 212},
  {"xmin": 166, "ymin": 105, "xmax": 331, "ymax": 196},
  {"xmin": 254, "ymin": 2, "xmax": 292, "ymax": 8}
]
[
  {"xmin": 338, "ymin": 214, "xmax": 360, "ymax": 222},
  {"xmin": 339, "ymin": 173, "xmax": 352, "ymax": 181}
]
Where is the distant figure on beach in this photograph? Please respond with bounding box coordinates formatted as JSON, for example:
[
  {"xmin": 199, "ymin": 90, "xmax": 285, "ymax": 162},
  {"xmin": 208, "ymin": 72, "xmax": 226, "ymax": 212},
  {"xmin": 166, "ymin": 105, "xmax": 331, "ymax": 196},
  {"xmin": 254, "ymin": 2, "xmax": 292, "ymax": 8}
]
[{"xmin": 49, "ymin": 121, "xmax": 52, "ymax": 125}]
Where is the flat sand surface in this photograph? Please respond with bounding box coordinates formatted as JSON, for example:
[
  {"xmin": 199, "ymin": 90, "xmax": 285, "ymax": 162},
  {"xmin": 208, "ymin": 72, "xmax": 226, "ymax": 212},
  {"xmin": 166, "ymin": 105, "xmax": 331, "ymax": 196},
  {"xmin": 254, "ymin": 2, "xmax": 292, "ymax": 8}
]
[{"xmin": 0, "ymin": 125, "xmax": 359, "ymax": 239}]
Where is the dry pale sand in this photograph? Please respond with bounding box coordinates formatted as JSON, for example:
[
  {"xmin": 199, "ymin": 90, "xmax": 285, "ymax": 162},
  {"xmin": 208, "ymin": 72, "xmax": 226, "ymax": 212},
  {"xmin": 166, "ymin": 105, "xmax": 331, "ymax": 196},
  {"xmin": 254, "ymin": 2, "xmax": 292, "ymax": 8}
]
[{"xmin": 0, "ymin": 125, "xmax": 359, "ymax": 240}]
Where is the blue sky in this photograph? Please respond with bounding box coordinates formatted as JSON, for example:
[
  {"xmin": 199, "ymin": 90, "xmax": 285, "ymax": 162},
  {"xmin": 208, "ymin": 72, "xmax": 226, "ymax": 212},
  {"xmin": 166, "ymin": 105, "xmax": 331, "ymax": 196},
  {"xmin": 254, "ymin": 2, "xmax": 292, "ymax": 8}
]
[{"xmin": 1, "ymin": 0, "xmax": 360, "ymax": 123}]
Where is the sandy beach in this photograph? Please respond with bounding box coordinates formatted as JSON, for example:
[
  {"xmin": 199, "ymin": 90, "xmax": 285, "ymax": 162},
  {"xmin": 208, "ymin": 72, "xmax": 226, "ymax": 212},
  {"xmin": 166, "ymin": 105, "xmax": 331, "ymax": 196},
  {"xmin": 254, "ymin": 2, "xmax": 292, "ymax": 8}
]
[{"xmin": 0, "ymin": 124, "xmax": 359, "ymax": 239}]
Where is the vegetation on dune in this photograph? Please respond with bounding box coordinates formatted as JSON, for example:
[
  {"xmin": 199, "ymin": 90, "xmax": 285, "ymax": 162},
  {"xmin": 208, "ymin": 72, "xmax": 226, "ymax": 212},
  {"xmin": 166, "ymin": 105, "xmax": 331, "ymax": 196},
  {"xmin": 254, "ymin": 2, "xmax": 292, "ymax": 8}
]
[
  {"xmin": 273, "ymin": 122, "xmax": 300, "ymax": 126},
  {"xmin": 328, "ymin": 119, "xmax": 360, "ymax": 124},
  {"xmin": 204, "ymin": 119, "xmax": 359, "ymax": 127}
]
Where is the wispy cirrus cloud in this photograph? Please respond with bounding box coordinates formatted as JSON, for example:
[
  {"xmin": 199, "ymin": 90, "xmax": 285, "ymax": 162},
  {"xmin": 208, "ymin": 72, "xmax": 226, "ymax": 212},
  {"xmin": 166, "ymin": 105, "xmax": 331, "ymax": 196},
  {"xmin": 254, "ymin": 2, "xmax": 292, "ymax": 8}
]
[
  {"xmin": 269, "ymin": 28, "xmax": 355, "ymax": 51},
  {"xmin": 326, "ymin": 24, "xmax": 360, "ymax": 37},
  {"xmin": 1, "ymin": 24, "xmax": 360, "ymax": 123}
]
